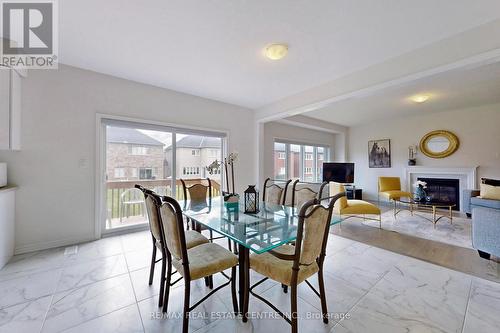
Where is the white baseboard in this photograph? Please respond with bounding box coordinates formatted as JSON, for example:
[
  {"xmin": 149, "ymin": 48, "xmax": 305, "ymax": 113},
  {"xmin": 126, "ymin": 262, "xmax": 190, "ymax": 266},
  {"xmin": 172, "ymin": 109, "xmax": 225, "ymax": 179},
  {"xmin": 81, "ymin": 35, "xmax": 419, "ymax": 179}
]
[{"xmin": 14, "ymin": 233, "xmax": 96, "ymax": 255}]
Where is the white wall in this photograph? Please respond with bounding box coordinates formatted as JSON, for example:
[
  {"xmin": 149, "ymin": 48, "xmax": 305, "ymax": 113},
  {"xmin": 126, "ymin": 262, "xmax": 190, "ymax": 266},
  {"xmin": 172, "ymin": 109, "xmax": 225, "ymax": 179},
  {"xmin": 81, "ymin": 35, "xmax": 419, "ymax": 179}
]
[
  {"xmin": 262, "ymin": 121, "xmax": 337, "ymax": 182},
  {"xmin": 0, "ymin": 65, "xmax": 255, "ymax": 254},
  {"xmin": 348, "ymin": 103, "xmax": 500, "ymax": 200}
]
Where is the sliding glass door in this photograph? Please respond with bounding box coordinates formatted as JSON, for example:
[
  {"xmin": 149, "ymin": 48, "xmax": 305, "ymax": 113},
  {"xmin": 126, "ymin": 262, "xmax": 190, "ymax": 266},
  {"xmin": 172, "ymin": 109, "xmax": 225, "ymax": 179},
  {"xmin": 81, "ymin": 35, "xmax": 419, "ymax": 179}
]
[
  {"xmin": 100, "ymin": 118, "xmax": 226, "ymax": 233},
  {"xmin": 104, "ymin": 125, "xmax": 173, "ymax": 230}
]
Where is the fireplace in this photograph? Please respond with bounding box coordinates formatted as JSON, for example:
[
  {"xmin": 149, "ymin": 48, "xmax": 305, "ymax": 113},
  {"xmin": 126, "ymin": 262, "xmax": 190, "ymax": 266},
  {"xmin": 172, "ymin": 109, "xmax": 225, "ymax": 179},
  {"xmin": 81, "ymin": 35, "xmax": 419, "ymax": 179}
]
[{"xmin": 417, "ymin": 178, "xmax": 460, "ymax": 211}]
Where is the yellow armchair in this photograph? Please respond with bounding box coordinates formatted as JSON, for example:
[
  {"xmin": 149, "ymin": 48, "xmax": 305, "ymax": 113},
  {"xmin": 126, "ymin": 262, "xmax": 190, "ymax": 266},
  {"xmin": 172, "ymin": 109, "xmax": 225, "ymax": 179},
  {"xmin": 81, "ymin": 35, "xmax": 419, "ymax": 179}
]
[
  {"xmin": 378, "ymin": 177, "xmax": 412, "ymax": 214},
  {"xmin": 330, "ymin": 182, "xmax": 382, "ymax": 228}
]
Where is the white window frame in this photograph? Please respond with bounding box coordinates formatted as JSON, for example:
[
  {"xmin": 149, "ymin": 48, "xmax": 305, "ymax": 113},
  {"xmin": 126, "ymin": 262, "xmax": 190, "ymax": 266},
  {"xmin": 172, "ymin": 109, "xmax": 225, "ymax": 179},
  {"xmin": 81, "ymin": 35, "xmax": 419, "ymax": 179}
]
[
  {"xmin": 114, "ymin": 167, "xmax": 125, "ymax": 178},
  {"xmin": 273, "ymin": 139, "xmax": 330, "ymax": 183},
  {"xmin": 128, "ymin": 145, "xmax": 148, "ymax": 155},
  {"xmin": 138, "ymin": 167, "xmax": 154, "ymax": 179}
]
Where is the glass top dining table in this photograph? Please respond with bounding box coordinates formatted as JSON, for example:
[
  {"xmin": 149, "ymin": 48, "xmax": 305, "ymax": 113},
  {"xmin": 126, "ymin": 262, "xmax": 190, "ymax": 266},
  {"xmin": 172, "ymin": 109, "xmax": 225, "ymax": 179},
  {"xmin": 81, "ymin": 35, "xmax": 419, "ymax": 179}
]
[{"xmin": 179, "ymin": 196, "xmax": 342, "ymax": 254}]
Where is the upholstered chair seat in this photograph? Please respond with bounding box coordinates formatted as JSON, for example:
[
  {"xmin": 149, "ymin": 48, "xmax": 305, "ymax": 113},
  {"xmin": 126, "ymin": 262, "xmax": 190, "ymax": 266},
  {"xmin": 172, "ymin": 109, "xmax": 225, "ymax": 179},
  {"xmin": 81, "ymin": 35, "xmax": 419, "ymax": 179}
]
[
  {"xmin": 250, "ymin": 244, "xmax": 319, "ymax": 285},
  {"xmin": 379, "ymin": 190, "xmax": 412, "ymax": 200},
  {"xmin": 155, "ymin": 229, "xmax": 208, "ymax": 250},
  {"xmin": 172, "ymin": 242, "xmax": 238, "ymax": 280},
  {"xmin": 337, "ymin": 199, "xmax": 381, "ymax": 215}
]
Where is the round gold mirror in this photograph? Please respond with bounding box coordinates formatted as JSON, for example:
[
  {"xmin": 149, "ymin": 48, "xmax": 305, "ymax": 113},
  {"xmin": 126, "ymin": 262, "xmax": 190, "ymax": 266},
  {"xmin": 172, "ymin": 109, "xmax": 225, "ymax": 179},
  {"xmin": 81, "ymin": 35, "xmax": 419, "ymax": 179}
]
[{"xmin": 419, "ymin": 130, "xmax": 459, "ymax": 158}]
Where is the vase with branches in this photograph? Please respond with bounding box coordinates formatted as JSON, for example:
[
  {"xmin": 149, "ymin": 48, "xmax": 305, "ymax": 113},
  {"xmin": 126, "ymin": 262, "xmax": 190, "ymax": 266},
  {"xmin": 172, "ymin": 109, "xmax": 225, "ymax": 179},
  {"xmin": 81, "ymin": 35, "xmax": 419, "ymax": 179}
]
[
  {"xmin": 222, "ymin": 153, "xmax": 239, "ymax": 203},
  {"xmin": 207, "ymin": 153, "xmax": 239, "ymax": 203}
]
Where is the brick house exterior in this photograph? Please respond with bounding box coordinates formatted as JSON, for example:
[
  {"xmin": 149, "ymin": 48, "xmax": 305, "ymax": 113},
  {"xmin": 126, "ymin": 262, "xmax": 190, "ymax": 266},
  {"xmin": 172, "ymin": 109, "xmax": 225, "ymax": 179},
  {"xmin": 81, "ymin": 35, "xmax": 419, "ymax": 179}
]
[{"xmin": 106, "ymin": 127, "xmax": 165, "ymax": 181}]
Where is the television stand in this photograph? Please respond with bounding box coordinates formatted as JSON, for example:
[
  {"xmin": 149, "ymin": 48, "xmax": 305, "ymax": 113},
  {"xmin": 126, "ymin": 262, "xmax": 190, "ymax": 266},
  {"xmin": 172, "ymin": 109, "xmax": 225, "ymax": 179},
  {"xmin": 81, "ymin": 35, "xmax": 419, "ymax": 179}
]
[{"xmin": 344, "ymin": 185, "xmax": 362, "ymax": 200}]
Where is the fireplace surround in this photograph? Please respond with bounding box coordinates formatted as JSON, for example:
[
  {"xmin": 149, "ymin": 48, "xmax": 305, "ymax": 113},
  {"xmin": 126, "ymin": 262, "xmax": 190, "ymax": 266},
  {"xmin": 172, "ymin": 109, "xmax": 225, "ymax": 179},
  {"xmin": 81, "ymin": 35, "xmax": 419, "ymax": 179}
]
[{"xmin": 405, "ymin": 166, "xmax": 478, "ymax": 213}]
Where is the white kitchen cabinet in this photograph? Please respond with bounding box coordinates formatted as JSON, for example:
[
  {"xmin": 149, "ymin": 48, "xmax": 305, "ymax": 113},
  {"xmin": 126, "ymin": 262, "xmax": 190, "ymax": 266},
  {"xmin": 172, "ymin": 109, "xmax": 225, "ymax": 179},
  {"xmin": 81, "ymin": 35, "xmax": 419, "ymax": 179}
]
[
  {"xmin": 0, "ymin": 186, "xmax": 16, "ymax": 269},
  {"xmin": 0, "ymin": 69, "xmax": 9, "ymax": 150},
  {"xmin": 0, "ymin": 67, "xmax": 22, "ymax": 150}
]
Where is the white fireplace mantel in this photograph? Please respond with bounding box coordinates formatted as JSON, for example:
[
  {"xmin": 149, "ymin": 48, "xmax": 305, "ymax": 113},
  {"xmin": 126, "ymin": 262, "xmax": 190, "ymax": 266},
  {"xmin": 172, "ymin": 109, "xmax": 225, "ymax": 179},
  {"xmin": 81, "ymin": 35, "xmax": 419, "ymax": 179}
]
[{"xmin": 404, "ymin": 166, "xmax": 478, "ymax": 212}]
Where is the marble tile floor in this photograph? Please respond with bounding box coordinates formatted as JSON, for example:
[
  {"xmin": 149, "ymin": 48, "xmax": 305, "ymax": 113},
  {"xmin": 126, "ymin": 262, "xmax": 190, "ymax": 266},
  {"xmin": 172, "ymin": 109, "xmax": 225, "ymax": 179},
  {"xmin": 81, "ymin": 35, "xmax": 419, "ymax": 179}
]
[
  {"xmin": 331, "ymin": 214, "xmax": 500, "ymax": 283},
  {"xmin": 1, "ymin": 230, "xmax": 499, "ymax": 333}
]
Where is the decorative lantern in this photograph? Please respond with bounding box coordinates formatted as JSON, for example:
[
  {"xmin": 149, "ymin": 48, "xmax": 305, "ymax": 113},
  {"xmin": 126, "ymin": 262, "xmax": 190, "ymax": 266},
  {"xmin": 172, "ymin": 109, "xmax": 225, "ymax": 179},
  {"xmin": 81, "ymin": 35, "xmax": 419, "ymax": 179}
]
[{"xmin": 244, "ymin": 185, "xmax": 259, "ymax": 214}]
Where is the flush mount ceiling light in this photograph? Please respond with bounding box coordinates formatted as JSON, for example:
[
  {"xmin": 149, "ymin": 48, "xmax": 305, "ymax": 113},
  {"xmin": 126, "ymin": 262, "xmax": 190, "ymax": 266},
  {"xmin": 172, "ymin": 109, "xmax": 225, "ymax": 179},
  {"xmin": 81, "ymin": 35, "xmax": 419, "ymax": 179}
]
[
  {"xmin": 410, "ymin": 94, "xmax": 430, "ymax": 103},
  {"xmin": 264, "ymin": 43, "xmax": 288, "ymax": 60}
]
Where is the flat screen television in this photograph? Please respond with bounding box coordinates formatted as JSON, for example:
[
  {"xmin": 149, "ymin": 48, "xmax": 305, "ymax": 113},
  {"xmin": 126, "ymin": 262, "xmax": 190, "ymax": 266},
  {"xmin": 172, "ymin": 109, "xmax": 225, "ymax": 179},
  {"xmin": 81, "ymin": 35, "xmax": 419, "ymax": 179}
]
[{"xmin": 322, "ymin": 163, "xmax": 355, "ymax": 184}]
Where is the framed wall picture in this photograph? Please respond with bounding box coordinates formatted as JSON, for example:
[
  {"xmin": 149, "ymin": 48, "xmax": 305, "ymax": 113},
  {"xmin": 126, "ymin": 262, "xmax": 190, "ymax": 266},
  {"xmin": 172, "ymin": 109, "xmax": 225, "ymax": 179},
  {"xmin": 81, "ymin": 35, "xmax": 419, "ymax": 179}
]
[{"xmin": 368, "ymin": 139, "xmax": 391, "ymax": 168}]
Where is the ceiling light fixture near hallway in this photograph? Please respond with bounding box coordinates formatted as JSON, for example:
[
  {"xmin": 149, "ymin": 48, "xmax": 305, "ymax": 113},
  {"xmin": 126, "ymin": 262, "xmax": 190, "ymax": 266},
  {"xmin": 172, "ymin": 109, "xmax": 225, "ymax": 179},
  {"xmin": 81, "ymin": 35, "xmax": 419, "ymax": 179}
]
[
  {"xmin": 410, "ymin": 94, "xmax": 430, "ymax": 103},
  {"xmin": 264, "ymin": 43, "xmax": 288, "ymax": 60}
]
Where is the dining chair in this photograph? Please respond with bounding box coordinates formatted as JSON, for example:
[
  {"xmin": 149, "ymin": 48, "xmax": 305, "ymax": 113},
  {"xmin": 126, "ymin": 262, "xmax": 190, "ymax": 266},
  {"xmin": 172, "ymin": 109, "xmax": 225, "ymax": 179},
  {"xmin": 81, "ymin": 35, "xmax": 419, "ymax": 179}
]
[
  {"xmin": 245, "ymin": 193, "xmax": 344, "ymax": 333},
  {"xmin": 278, "ymin": 180, "xmax": 327, "ymax": 294},
  {"xmin": 290, "ymin": 180, "xmax": 328, "ymax": 210},
  {"xmin": 181, "ymin": 178, "xmax": 233, "ymax": 257},
  {"xmin": 135, "ymin": 185, "xmax": 209, "ymax": 309},
  {"xmin": 263, "ymin": 178, "xmax": 292, "ymax": 205},
  {"xmin": 159, "ymin": 195, "xmax": 239, "ymax": 333},
  {"xmin": 181, "ymin": 178, "xmax": 213, "ymax": 231}
]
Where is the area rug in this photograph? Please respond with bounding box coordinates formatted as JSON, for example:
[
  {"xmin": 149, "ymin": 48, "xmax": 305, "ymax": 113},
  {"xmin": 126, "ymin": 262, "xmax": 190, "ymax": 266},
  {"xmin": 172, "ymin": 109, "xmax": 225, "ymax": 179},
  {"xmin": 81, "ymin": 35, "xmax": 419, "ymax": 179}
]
[{"xmin": 361, "ymin": 210, "xmax": 473, "ymax": 249}]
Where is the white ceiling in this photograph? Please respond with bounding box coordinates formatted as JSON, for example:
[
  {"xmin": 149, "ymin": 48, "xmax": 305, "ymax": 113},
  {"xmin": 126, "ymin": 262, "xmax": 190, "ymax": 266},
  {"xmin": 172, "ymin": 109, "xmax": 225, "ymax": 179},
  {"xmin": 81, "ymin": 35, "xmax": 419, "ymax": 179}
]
[
  {"xmin": 304, "ymin": 61, "xmax": 500, "ymax": 126},
  {"xmin": 58, "ymin": 0, "xmax": 500, "ymax": 108}
]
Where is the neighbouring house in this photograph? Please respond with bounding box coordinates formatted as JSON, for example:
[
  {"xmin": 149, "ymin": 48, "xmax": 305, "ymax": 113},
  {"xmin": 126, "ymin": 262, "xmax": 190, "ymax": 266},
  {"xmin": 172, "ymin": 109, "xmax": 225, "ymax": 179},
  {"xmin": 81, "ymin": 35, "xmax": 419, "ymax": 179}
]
[
  {"xmin": 106, "ymin": 127, "xmax": 165, "ymax": 181},
  {"xmin": 165, "ymin": 135, "xmax": 222, "ymax": 181}
]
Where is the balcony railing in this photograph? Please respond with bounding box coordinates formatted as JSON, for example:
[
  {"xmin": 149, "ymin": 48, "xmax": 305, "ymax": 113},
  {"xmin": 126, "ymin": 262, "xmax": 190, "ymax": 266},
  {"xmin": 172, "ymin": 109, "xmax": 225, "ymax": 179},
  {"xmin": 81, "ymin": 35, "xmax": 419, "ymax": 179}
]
[{"xmin": 106, "ymin": 178, "xmax": 221, "ymax": 225}]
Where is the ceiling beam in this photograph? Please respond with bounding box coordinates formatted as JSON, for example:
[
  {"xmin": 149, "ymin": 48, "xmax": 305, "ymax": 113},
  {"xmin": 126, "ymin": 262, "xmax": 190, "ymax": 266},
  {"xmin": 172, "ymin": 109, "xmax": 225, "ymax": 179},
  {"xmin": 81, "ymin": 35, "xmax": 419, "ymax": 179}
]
[
  {"xmin": 255, "ymin": 19, "xmax": 500, "ymax": 123},
  {"xmin": 276, "ymin": 115, "xmax": 347, "ymax": 134}
]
